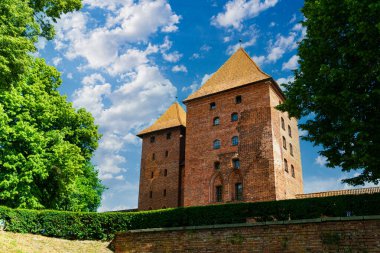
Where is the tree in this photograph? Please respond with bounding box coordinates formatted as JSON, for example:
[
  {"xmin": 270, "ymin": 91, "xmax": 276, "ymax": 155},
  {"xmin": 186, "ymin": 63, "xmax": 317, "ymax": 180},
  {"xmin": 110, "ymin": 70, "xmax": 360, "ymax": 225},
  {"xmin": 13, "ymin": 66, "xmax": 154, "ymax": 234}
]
[
  {"xmin": 0, "ymin": 0, "xmax": 81, "ymax": 89},
  {"xmin": 0, "ymin": 58, "xmax": 104, "ymax": 211},
  {"xmin": 278, "ymin": 0, "xmax": 380, "ymax": 185}
]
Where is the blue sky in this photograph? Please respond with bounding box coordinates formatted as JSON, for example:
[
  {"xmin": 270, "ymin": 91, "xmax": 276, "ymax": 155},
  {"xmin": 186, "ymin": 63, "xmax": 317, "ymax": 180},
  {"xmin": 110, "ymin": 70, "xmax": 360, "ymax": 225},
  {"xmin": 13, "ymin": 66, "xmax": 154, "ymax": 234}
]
[{"xmin": 36, "ymin": 0, "xmax": 373, "ymax": 211}]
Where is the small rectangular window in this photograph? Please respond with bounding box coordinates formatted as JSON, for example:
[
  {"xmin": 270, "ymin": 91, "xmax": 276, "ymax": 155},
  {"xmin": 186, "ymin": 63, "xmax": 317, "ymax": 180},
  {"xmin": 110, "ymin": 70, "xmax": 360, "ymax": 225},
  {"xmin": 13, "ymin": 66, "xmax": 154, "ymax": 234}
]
[
  {"xmin": 233, "ymin": 159, "xmax": 240, "ymax": 169},
  {"xmin": 289, "ymin": 143, "xmax": 294, "ymax": 156},
  {"xmin": 164, "ymin": 169, "xmax": 167, "ymax": 176},
  {"xmin": 150, "ymin": 136, "xmax": 155, "ymax": 143},
  {"xmin": 166, "ymin": 132, "xmax": 171, "ymax": 139},
  {"xmin": 291, "ymin": 165, "xmax": 295, "ymax": 178},
  {"xmin": 235, "ymin": 183, "xmax": 243, "ymax": 201},
  {"xmin": 214, "ymin": 161, "xmax": 220, "ymax": 170},
  {"xmin": 210, "ymin": 102, "xmax": 216, "ymax": 110},
  {"xmin": 165, "ymin": 150, "xmax": 169, "ymax": 157},
  {"xmin": 216, "ymin": 186, "xmax": 223, "ymax": 202},
  {"xmin": 235, "ymin": 95, "xmax": 242, "ymax": 104},
  {"xmin": 151, "ymin": 172, "xmax": 154, "ymax": 178},
  {"xmin": 152, "ymin": 153, "xmax": 155, "ymax": 160},
  {"xmin": 149, "ymin": 191, "xmax": 153, "ymax": 198},
  {"xmin": 163, "ymin": 189, "xmax": 166, "ymax": 197}
]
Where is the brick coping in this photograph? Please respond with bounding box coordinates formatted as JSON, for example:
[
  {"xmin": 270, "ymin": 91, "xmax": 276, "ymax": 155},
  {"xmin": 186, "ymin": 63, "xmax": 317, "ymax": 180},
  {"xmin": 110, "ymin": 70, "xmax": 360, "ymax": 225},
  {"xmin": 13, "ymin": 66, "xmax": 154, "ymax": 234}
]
[{"xmin": 120, "ymin": 215, "xmax": 380, "ymax": 234}]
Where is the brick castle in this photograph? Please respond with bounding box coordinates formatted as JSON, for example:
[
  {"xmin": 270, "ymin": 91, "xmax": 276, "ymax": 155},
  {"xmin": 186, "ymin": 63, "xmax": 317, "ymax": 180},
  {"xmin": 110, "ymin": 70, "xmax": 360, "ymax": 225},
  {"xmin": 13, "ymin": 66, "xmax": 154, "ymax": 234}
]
[{"xmin": 137, "ymin": 48, "xmax": 303, "ymax": 210}]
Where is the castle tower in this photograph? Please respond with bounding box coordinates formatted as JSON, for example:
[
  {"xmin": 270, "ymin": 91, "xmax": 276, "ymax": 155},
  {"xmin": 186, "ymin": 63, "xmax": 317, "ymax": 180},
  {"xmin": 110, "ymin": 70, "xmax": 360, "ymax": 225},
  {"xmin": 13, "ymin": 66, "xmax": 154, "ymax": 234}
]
[
  {"xmin": 182, "ymin": 48, "xmax": 303, "ymax": 207},
  {"xmin": 137, "ymin": 102, "xmax": 186, "ymax": 210}
]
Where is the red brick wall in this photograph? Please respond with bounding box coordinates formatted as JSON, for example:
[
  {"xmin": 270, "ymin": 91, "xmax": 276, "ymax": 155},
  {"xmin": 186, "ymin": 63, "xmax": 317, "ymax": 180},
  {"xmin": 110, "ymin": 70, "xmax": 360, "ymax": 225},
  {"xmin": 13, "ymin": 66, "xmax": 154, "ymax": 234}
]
[
  {"xmin": 183, "ymin": 80, "xmax": 303, "ymax": 207},
  {"xmin": 113, "ymin": 218, "xmax": 380, "ymax": 253},
  {"xmin": 269, "ymin": 85, "xmax": 303, "ymax": 199},
  {"xmin": 138, "ymin": 127, "xmax": 185, "ymax": 210}
]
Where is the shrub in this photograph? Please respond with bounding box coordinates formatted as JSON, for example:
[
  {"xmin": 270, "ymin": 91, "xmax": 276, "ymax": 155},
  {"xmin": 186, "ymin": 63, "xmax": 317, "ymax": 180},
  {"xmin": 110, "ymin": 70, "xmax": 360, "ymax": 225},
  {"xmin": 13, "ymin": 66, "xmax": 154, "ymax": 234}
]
[{"xmin": 0, "ymin": 193, "xmax": 379, "ymax": 240}]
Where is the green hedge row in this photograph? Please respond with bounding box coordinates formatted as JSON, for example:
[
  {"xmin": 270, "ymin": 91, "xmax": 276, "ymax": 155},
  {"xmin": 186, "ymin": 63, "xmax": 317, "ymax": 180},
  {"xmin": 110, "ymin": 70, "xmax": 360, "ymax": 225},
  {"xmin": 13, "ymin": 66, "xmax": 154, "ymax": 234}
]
[{"xmin": 0, "ymin": 193, "xmax": 379, "ymax": 240}]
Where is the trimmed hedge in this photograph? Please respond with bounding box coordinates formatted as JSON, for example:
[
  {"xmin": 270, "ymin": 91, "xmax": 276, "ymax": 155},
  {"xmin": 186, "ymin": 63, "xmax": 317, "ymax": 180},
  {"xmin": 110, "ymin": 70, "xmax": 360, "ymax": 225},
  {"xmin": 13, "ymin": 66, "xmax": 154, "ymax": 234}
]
[{"xmin": 0, "ymin": 193, "xmax": 379, "ymax": 240}]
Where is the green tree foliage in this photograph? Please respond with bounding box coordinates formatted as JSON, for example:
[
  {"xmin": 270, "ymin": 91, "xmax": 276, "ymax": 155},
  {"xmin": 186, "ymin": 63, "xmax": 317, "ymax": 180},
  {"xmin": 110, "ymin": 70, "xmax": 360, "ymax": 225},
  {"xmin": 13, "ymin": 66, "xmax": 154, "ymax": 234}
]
[
  {"xmin": 0, "ymin": 0, "xmax": 81, "ymax": 88},
  {"xmin": 0, "ymin": 58, "xmax": 104, "ymax": 211},
  {"xmin": 278, "ymin": 0, "xmax": 380, "ymax": 185}
]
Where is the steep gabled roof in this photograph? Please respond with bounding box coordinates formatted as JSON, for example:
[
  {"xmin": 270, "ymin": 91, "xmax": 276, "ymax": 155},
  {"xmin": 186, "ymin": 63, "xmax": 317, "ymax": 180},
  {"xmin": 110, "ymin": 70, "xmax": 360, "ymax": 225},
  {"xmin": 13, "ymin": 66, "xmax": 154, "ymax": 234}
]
[
  {"xmin": 183, "ymin": 48, "xmax": 271, "ymax": 102},
  {"xmin": 137, "ymin": 102, "xmax": 186, "ymax": 137}
]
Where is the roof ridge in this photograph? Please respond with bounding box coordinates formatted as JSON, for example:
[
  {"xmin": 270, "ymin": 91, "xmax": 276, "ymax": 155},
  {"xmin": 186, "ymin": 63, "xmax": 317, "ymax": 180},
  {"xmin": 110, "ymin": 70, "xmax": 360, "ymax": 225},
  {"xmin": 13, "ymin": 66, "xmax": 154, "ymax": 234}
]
[{"xmin": 239, "ymin": 48, "xmax": 270, "ymax": 78}]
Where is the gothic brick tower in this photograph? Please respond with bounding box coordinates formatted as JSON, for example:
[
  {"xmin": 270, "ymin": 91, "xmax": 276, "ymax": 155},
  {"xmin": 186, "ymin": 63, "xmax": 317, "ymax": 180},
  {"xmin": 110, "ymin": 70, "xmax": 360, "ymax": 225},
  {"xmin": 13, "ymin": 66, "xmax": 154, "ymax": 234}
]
[
  {"xmin": 182, "ymin": 48, "xmax": 303, "ymax": 207},
  {"xmin": 137, "ymin": 102, "xmax": 186, "ymax": 210}
]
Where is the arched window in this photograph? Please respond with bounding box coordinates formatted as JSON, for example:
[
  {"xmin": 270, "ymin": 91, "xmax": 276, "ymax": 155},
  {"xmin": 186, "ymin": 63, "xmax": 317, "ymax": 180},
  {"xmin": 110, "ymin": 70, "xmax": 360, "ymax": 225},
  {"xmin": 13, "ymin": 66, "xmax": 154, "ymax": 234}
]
[
  {"xmin": 289, "ymin": 143, "xmax": 293, "ymax": 156},
  {"xmin": 215, "ymin": 185, "xmax": 223, "ymax": 202},
  {"xmin": 288, "ymin": 125, "xmax": 292, "ymax": 137},
  {"xmin": 282, "ymin": 136, "xmax": 287, "ymax": 149},
  {"xmin": 231, "ymin": 113, "xmax": 238, "ymax": 122},
  {"xmin": 232, "ymin": 136, "xmax": 239, "ymax": 146},
  {"xmin": 284, "ymin": 159, "xmax": 288, "ymax": 172},
  {"xmin": 233, "ymin": 159, "xmax": 240, "ymax": 169},
  {"xmin": 213, "ymin": 139, "xmax": 221, "ymax": 149},
  {"xmin": 213, "ymin": 117, "xmax": 220, "ymax": 126},
  {"xmin": 281, "ymin": 117, "xmax": 285, "ymax": 130},
  {"xmin": 214, "ymin": 161, "xmax": 220, "ymax": 170},
  {"xmin": 291, "ymin": 165, "xmax": 295, "ymax": 178},
  {"xmin": 210, "ymin": 102, "xmax": 216, "ymax": 110}
]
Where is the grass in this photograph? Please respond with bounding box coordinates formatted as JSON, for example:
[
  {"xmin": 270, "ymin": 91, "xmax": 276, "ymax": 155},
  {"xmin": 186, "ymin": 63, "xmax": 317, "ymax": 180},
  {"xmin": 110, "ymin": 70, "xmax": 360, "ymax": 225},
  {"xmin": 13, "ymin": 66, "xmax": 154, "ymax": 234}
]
[{"xmin": 0, "ymin": 231, "xmax": 112, "ymax": 253}]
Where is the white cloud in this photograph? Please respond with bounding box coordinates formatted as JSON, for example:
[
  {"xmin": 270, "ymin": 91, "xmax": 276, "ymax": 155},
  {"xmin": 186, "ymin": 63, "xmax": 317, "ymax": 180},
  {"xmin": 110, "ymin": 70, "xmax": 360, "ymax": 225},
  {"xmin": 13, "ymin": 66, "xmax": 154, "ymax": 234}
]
[
  {"xmin": 211, "ymin": 0, "xmax": 278, "ymax": 30},
  {"xmin": 269, "ymin": 21, "xmax": 276, "ymax": 27},
  {"xmin": 282, "ymin": 55, "xmax": 299, "ymax": 70},
  {"xmin": 182, "ymin": 72, "xmax": 213, "ymax": 94},
  {"xmin": 276, "ymin": 76, "xmax": 294, "ymax": 85},
  {"xmin": 55, "ymin": 0, "xmax": 180, "ymax": 71},
  {"xmin": 226, "ymin": 36, "xmax": 257, "ymax": 55},
  {"xmin": 190, "ymin": 53, "xmax": 200, "ymax": 59},
  {"xmin": 52, "ymin": 57, "xmax": 62, "ymax": 66},
  {"xmin": 163, "ymin": 51, "xmax": 182, "ymax": 62},
  {"xmin": 304, "ymin": 174, "xmax": 377, "ymax": 194},
  {"xmin": 67, "ymin": 73, "xmax": 73, "ymax": 79},
  {"xmin": 315, "ymin": 155, "xmax": 328, "ymax": 167},
  {"xmin": 289, "ymin": 13, "xmax": 297, "ymax": 24},
  {"xmin": 73, "ymin": 65, "xmax": 177, "ymax": 179},
  {"xmin": 182, "ymin": 83, "xmax": 199, "ymax": 93},
  {"xmin": 200, "ymin": 44, "xmax": 212, "ymax": 52},
  {"xmin": 298, "ymin": 129, "xmax": 308, "ymax": 137},
  {"xmin": 172, "ymin": 65, "xmax": 188, "ymax": 73},
  {"xmin": 253, "ymin": 27, "xmax": 303, "ymax": 66},
  {"xmin": 252, "ymin": 55, "xmax": 266, "ymax": 66},
  {"xmin": 267, "ymin": 33, "xmax": 298, "ymax": 62}
]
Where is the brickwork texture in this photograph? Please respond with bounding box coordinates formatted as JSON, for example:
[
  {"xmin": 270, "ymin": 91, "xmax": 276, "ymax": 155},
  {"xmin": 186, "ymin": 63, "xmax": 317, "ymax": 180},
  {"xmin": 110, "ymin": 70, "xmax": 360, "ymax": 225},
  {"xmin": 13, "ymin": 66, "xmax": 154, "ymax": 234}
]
[{"xmin": 114, "ymin": 218, "xmax": 380, "ymax": 253}]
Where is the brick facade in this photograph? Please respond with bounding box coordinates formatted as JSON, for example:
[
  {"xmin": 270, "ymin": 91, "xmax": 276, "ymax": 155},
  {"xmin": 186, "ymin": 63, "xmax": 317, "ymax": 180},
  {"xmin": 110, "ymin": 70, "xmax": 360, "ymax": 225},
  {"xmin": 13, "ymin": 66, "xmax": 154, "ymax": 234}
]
[
  {"xmin": 138, "ymin": 127, "xmax": 185, "ymax": 210},
  {"xmin": 137, "ymin": 48, "xmax": 303, "ymax": 210},
  {"xmin": 113, "ymin": 217, "xmax": 380, "ymax": 253},
  {"xmin": 183, "ymin": 80, "xmax": 303, "ymax": 206}
]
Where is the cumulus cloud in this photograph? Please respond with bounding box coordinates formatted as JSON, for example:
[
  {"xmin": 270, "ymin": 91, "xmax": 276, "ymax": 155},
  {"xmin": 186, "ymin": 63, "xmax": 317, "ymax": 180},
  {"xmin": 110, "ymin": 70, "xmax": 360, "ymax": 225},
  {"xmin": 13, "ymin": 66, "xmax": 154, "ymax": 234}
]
[
  {"xmin": 276, "ymin": 76, "xmax": 294, "ymax": 86},
  {"xmin": 55, "ymin": 0, "xmax": 180, "ymax": 71},
  {"xmin": 253, "ymin": 25, "xmax": 303, "ymax": 66},
  {"xmin": 282, "ymin": 55, "xmax": 299, "ymax": 70},
  {"xmin": 315, "ymin": 155, "xmax": 328, "ymax": 167},
  {"xmin": 211, "ymin": 0, "xmax": 278, "ymax": 30},
  {"xmin": 172, "ymin": 65, "xmax": 188, "ymax": 73},
  {"xmin": 52, "ymin": 57, "xmax": 62, "ymax": 66},
  {"xmin": 73, "ymin": 65, "xmax": 177, "ymax": 180}
]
